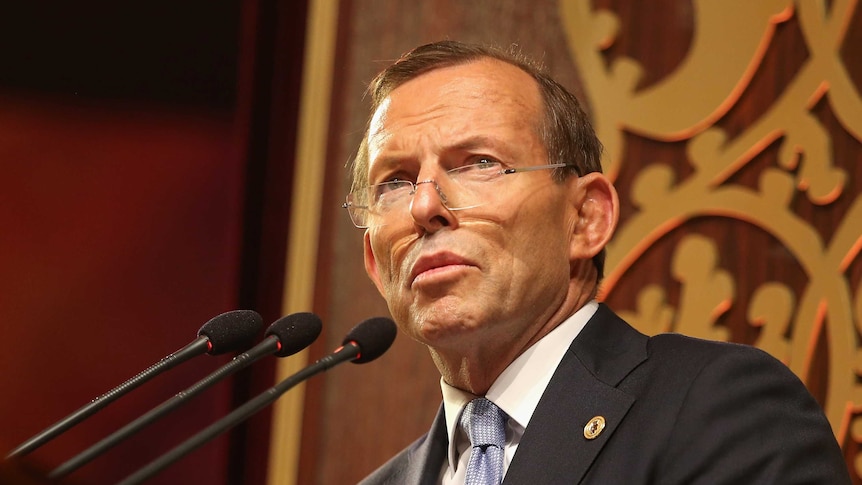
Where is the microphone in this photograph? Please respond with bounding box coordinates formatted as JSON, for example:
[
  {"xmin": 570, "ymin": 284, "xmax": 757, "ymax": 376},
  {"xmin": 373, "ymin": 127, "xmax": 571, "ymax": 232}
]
[
  {"xmin": 49, "ymin": 312, "xmax": 322, "ymax": 480},
  {"xmin": 116, "ymin": 317, "xmax": 397, "ymax": 485},
  {"xmin": 5, "ymin": 310, "xmax": 263, "ymax": 460}
]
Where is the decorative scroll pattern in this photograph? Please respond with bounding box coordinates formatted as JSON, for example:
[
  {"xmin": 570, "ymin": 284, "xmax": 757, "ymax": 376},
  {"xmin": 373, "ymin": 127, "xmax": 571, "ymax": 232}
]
[{"xmin": 560, "ymin": 0, "xmax": 862, "ymax": 471}]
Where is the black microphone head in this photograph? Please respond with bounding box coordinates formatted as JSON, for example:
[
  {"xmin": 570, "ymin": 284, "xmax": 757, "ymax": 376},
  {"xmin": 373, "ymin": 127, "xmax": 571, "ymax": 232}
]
[
  {"xmin": 265, "ymin": 312, "xmax": 323, "ymax": 357},
  {"xmin": 198, "ymin": 310, "xmax": 263, "ymax": 355},
  {"xmin": 342, "ymin": 317, "xmax": 397, "ymax": 364}
]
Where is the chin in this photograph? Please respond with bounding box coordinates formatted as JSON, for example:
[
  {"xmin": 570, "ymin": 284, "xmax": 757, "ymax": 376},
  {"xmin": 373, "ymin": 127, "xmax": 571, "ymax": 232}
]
[{"xmin": 412, "ymin": 313, "xmax": 484, "ymax": 346}]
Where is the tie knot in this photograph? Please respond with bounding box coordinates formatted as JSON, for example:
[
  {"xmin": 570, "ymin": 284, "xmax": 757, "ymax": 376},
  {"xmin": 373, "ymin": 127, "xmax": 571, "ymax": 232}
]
[{"xmin": 460, "ymin": 398, "xmax": 507, "ymax": 449}]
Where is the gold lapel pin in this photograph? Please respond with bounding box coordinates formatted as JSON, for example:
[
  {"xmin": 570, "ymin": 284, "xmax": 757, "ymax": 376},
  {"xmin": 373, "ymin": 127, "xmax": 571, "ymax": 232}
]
[{"xmin": 583, "ymin": 416, "xmax": 606, "ymax": 440}]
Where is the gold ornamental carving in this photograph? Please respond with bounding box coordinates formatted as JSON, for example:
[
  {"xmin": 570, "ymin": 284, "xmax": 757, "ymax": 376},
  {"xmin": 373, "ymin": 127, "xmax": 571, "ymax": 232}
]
[{"xmin": 559, "ymin": 0, "xmax": 862, "ymax": 472}]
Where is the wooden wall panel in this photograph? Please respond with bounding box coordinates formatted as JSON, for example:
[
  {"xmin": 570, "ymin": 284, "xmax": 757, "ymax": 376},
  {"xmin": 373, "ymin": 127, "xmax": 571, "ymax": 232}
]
[{"xmin": 286, "ymin": 1, "xmax": 862, "ymax": 483}]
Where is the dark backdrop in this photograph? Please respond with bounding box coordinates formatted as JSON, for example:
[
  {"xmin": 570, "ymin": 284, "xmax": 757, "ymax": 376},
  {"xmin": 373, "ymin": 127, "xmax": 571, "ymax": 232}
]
[{"xmin": 0, "ymin": 1, "xmax": 307, "ymax": 484}]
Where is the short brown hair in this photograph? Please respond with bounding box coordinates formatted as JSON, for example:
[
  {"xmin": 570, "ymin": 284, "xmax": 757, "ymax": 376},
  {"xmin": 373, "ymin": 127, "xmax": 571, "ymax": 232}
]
[{"xmin": 350, "ymin": 40, "xmax": 606, "ymax": 279}]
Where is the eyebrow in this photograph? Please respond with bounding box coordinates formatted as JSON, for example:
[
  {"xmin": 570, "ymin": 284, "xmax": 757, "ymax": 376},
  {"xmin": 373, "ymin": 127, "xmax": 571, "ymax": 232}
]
[
  {"xmin": 448, "ymin": 135, "xmax": 502, "ymax": 152},
  {"xmin": 367, "ymin": 134, "xmax": 511, "ymax": 180},
  {"xmin": 369, "ymin": 155, "xmax": 411, "ymax": 174}
]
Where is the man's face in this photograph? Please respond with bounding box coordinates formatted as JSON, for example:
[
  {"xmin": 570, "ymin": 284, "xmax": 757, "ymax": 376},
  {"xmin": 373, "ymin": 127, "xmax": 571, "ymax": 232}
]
[{"xmin": 362, "ymin": 59, "xmax": 580, "ymax": 355}]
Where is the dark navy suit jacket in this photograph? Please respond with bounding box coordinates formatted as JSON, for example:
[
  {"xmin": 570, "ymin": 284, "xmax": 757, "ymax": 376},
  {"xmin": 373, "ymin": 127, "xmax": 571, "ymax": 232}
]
[{"xmin": 359, "ymin": 304, "xmax": 849, "ymax": 484}]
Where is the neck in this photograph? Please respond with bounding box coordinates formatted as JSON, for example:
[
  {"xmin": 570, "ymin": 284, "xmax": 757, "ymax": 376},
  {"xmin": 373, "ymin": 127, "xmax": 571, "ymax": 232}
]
[
  {"xmin": 430, "ymin": 346, "xmax": 516, "ymax": 395},
  {"xmin": 431, "ymin": 262, "xmax": 598, "ymax": 394}
]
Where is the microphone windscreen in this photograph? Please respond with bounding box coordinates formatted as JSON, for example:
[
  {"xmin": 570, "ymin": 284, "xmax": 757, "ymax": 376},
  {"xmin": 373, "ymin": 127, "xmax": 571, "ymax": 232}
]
[
  {"xmin": 198, "ymin": 310, "xmax": 263, "ymax": 355},
  {"xmin": 265, "ymin": 312, "xmax": 323, "ymax": 357},
  {"xmin": 342, "ymin": 317, "xmax": 397, "ymax": 364}
]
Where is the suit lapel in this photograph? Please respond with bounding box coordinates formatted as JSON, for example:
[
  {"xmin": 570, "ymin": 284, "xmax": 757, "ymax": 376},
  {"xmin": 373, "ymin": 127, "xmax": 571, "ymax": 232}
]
[
  {"xmin": 401, "ymin": 405, "xmax": 448, "ymax": 485},
  {"xmin": 503, "ymin": 305, "xmax": 648, "ymax": 484}
]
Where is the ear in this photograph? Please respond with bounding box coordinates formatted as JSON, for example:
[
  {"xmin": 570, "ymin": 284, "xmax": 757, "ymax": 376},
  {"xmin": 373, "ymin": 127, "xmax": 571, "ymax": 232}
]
[
  {"xmin": 363, "ymin": 231, "xmax": 386, "ymax": 296},
  {"xmin": 569, "ymin": 172, "xmax": 619, "ymax": 262}
]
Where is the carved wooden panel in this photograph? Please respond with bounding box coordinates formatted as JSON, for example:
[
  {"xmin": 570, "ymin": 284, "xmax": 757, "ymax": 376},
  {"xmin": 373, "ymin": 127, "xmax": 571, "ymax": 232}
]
[{"xmin": 570, "ymin": 0, "xmax": 862, "ymax": 473}]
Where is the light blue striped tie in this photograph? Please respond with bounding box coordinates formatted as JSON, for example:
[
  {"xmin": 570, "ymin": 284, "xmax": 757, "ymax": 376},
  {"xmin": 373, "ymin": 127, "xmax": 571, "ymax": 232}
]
[{"xmin": 460, "ymin": 398, "xmax": 507, "ymax": 485}]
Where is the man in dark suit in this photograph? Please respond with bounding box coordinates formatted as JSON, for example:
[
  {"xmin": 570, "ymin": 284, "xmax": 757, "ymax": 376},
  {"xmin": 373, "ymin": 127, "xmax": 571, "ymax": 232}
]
[{"xmin": 342, "ymin": 40, "xmax": 849, "ymax": 484}]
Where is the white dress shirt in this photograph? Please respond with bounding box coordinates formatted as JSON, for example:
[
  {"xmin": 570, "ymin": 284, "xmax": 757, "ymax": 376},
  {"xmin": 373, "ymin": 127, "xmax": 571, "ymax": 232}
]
[{"xmin": 438, "ymin": 301, "xmax": 598, "ymax": 484}]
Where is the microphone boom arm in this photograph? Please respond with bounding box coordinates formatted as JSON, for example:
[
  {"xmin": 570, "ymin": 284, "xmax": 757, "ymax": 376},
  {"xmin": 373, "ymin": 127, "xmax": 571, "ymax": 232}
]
[
  {"xmin": 6, "ymin": 337, "xmax": 211, "ymax": 459},
  {"xmin": 115, "ymin": 343, "xmax": 359, "ymax": 485},
  {"xmin": 50, "ymin": 337, "xmax": 282, "ymax": 479}
]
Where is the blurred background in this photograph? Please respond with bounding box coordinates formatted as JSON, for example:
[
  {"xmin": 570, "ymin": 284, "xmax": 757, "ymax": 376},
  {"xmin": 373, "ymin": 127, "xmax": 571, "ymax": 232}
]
[{"xmin": 1, "ymin": 1, "xmax": 860, "ymax": 484}]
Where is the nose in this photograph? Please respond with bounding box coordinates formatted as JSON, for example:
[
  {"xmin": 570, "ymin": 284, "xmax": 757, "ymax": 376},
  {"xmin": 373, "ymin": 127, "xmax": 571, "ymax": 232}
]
[
  {"xmin": 413, "ymin": 180, "xmax": 448, "ymax": 204},
  {"xmin": 409, "ymin": 179, "xmax": 456, "ymax": 233}
]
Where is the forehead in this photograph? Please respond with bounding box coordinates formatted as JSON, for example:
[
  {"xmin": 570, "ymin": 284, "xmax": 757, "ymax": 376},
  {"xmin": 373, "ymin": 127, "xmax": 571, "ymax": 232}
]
[{"xmin": 366, "ymin": 58, "xmax": 543, "ymax": 161}]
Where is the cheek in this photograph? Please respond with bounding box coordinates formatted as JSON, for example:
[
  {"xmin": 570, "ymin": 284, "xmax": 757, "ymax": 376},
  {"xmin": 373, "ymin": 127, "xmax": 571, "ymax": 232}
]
[
  {"xmin": 368, "ymin": 230, "xmax": 407, "ymax": 292},
  {"xmin": 507, "ymin": 204, "xmax": 573, "ymax": 272},
  {"xmin": 369, "ymin": 240, "xmax": 392, "ymax": 282}
]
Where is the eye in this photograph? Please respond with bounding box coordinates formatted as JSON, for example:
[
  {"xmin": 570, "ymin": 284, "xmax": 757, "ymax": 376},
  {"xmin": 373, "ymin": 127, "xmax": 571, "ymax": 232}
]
[
  {"xmin": 447, "ymin": 157, "xmax": 504, "ymax": 184},
  {"xmin": 376, "ymin": 180, "xmax": 411, "ymax": 193},
  {"xmin": 454, "ymin": 157, "xmax": 503, "ymax": 174},
  {"xmin": 473, "ymin": 157, "xmax": 501, "ymax": 169},
  {"xmin": 371, "ymin": 180, "xmax": 413, "ymax": 205}
]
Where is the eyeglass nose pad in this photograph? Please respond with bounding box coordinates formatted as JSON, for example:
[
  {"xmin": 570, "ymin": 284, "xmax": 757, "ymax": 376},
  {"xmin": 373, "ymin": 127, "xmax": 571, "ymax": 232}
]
[{"xmin": 413, "ymin": 179, "xmax": 448, "ymax": 205}]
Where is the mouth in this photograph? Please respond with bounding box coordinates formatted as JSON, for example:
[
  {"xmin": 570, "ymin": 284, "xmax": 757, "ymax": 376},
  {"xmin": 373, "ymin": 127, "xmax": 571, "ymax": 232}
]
[{"xmin": 409, "ymin": 252, "xmax": 476, "ymax": 286}]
